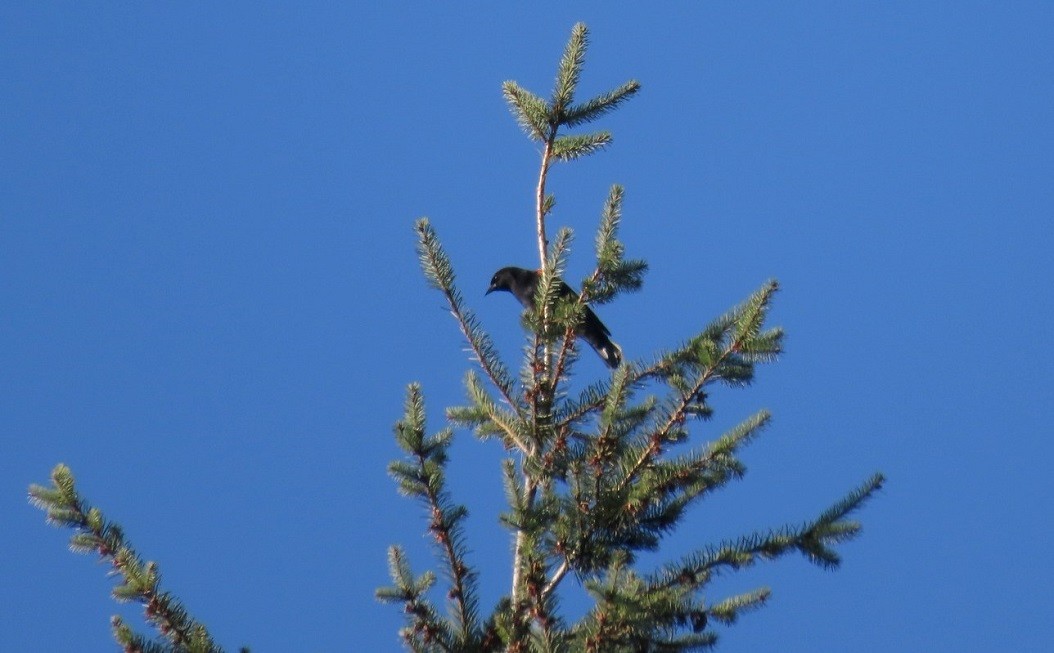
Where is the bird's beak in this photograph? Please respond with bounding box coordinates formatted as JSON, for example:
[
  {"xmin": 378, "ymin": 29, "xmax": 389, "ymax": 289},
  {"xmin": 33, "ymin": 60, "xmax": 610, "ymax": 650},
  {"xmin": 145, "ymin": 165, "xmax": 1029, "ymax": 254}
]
[{"xmin": 485, "ymin": 285, "xmax": 495, "ymax": 295}]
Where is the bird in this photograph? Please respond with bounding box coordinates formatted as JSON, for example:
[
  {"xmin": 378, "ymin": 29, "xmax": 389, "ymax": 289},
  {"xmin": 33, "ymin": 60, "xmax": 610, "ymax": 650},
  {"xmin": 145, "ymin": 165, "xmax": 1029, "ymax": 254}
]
[{"xmin": 486, "ymin": 266, "xmax": 622, "ymax": 368}]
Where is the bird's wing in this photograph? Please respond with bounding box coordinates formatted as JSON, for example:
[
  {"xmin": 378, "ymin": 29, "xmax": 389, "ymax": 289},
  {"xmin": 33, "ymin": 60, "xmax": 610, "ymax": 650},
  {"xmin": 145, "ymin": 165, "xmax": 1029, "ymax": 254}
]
[
  {"xmin": 582, "ymin": 305, "xmax": 612, "ymax": 337},
  {"xmin": 556, "ymin": 281, "xmax": 612, "ymax": 337}
]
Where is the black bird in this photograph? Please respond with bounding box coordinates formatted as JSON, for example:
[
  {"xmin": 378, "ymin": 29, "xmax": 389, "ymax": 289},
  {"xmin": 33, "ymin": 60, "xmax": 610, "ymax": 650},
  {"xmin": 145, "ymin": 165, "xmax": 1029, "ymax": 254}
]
[{"xmin": 486, "ymin": 266, "xmax": 622, "ymax": 368}]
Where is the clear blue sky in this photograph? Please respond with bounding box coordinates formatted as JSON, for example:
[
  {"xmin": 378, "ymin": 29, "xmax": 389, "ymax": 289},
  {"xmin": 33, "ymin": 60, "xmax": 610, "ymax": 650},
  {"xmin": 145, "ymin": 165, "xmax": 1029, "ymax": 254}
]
[{"xmin": 2, "ymin": 3, "xmax": 1051, "ymax": 651}]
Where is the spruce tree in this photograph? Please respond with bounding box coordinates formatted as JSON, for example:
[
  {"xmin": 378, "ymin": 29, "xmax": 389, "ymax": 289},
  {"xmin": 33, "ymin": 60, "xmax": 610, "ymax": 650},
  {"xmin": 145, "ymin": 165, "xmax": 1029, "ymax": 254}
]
[
  {"xmin": 377, "ymin": 23, "xmax": 883, "ymax": 652},
  {"xmin": 28, "ymin": 22, "xmax": 882, "ymax": 653}
]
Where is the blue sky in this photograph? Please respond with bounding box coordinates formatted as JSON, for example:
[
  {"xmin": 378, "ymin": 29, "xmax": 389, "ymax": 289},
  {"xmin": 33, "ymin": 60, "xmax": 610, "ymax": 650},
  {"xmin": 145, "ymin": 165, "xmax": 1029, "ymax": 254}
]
[{"xmin": 2, "ymin": 3, "xmax": 1051, "ymax": 651}]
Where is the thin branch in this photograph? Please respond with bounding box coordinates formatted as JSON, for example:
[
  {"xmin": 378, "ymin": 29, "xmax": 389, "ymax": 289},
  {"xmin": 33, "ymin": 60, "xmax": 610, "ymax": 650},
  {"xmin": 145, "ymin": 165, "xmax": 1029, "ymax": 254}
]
[
  {"xmin": 514, "ymin": 118, "xmax": 558, "ymax": 610},
  {"xmin": 29, "ymin": 464, "xmax": 221, "ymax": 652},
  {"xmin": 509, "ymin": 477, "xmax": 537, "ymax": 607},
  {"xmin": 536, "ymin": 137, "xmax": 554, "ymax": 268},
  {"xmin": 415, "ymin": 219, "xmax": 526, "ymax": 427},
  {"xmin": 550, "ymin": 267, "xmax": 602, "ymax": 401},
  {"xmin": 615, "ymin": 350, "xmax": 732, "ymax": 496},
  {"xmin": 413, "ymin": 448, "xmax": 477, "ymax": 640},
  {"xmin": 541, "ymin": 559, "xmax": 570, "ymax": 599},
  {"xmin": 555, "ymin": 359, "xmax": 669, "ymax": 430},
  {"xmin": 463, "ymin": 371, "xmax": 531, "ymax": 452}
]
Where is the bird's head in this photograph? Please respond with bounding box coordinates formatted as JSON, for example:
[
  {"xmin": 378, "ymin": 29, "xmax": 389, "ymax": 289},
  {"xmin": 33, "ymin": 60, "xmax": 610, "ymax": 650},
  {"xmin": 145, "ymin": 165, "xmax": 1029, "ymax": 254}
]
[{"xmin": 486, "ymin": 267, "xmax": 520, "ymax": 295}]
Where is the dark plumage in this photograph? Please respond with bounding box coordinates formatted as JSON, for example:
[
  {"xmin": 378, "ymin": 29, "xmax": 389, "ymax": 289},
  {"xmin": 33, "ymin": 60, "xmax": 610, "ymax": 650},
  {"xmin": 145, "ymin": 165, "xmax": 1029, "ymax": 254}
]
[{"xmin": 486, "ymin": 266, "xmax": 622, "ymax": 368}]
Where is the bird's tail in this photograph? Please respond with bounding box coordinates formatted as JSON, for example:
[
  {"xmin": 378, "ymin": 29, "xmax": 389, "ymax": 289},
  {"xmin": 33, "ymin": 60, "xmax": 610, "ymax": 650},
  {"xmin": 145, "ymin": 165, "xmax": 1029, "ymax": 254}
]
[
  {"xmin": 578, "ymin": 305, "xmax": 622, "ymax": 368},
  {"xmin": 597, "ymin": 340, "xmax": 622, "ymax": 369}
]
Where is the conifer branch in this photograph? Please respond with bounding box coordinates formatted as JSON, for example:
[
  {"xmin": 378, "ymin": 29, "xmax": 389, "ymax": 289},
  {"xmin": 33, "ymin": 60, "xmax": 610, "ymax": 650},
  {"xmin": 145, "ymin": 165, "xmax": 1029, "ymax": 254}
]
[
  {"xmin": 551, "ymin": 132, "xmax": 612, "ymax": 161},
  {"xmin": 415, "ymin": 218, "xmax": 523, "ymax": 426},
  {"xmin": 651, "ymin": 473, "xmax": 885, "ymax": 595},
  {"xmin": 535, "ymin": 227, "xmax": 575, "ymax": 344},
  {"xmin": 546, "ymin": 231, "xmax": 590, "ymax": 394},
  {"xmin": 616, "ymin": 281, "xmax": 781, "ymax": 494},
  {"xmin": 552, "ymin": 333, "xmax": 757, "ymax": 433},
  {"xmin": 561, "ymin": 80, "xmax": 642, "ymax": 129},
  {"xmin": 502, "ymin": 81, "xmax": 549, "ymax": 141},
  {"xmin": 110, "ymin": 616, "xmax": 170, "ymax": 653},
  {"xmin": 505, "ymin": 461, "xmax": 566, "ymax": 648},
  {"xmin": 576, "ymin": 552, "xmax": 720, "ymax": 650},
  {"xmin": 28, "ymin": 464, "xmax": 224, "ymax": 652},
  {"xmin": 553, "ymin": 358, "xmax": 669, "ymax": 430},
  {"xmin": 587, "ymin": 185, "xmax": 647, "ymax": 305},
  {"xmin": 551, "ymin": 185, "xmax": 646, "ymax": 403},
  {"xmin": 552, "ymin": 23, "xmax": 588, "ymax": 113},
  {"xmin": 386, "ymin": 384, "xmax": 480, "ymax": 646},
  {"xmin": 447, "ymin": 371, "xmax": 531, "ymax": 452},
  {"xmin": 615, "ymin": 356, "xmax": 725, "ymax": 497},
  {"xmin": 542, "ymin": 283, "xmax": 783, "ymax": 594},
  {"xmin": 376, "ymin": 546, "xmax": 457, "ymax": 652},
  {"xmin": 550, "ymin": 321, "xmax": 582, "ymax": 402},
  {"xmin": 707, "ymin": 588, "xmax": 772, "ymax": 625}
]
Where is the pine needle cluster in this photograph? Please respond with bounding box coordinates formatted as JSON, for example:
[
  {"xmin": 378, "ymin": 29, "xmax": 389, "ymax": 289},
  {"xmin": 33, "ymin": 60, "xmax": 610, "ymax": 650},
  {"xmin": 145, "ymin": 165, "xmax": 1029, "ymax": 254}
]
[{"xmin": 379, "ymin": 23, "xmax": 883, "ymax": 652}]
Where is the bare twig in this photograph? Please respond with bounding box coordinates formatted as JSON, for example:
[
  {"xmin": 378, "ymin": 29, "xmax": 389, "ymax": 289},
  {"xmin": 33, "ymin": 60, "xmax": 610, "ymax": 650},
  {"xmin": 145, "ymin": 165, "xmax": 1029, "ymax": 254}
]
[
  {"xmin": 541, "ymin": 559, "xmax": 570, "ymax": 600},
  {"xmin": 535, "ymin": 137, "xmax": 554, "ymax": 267}
]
